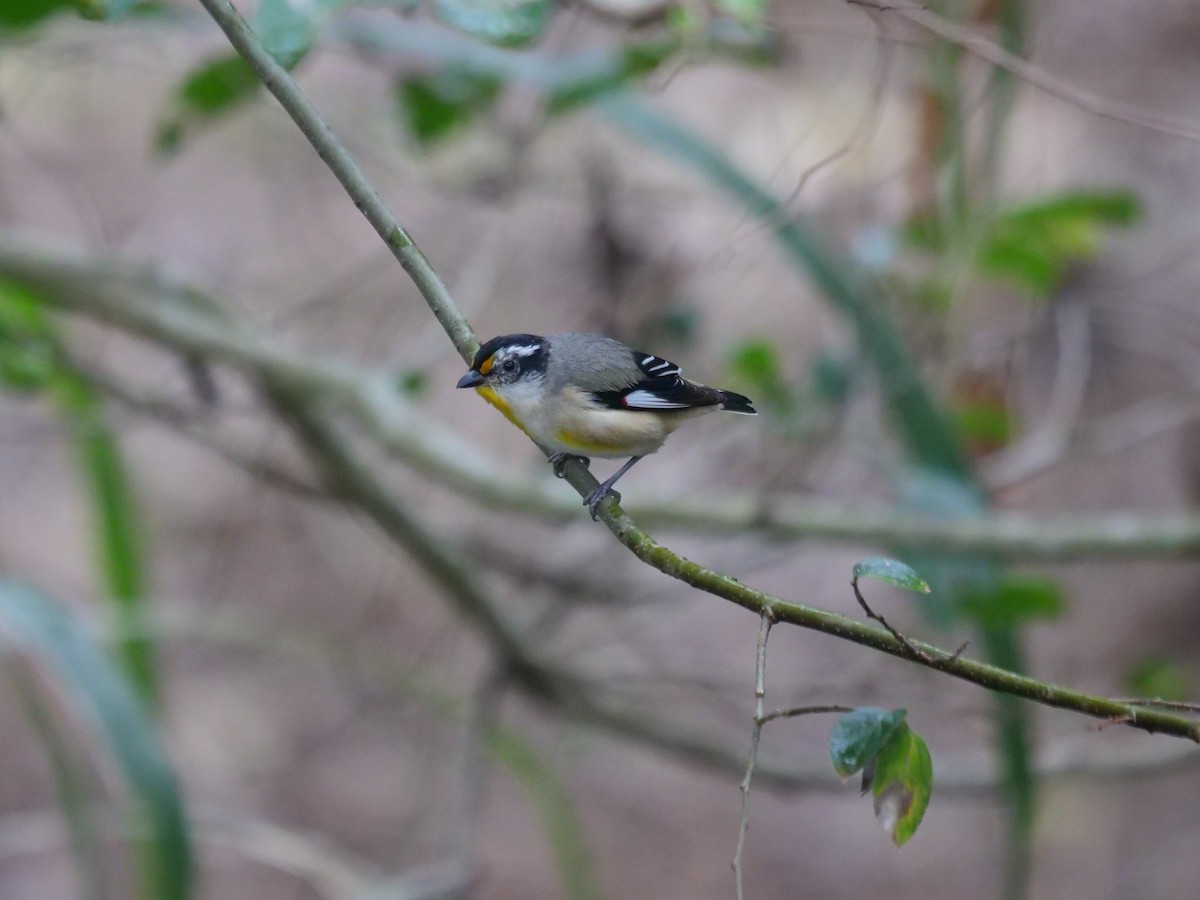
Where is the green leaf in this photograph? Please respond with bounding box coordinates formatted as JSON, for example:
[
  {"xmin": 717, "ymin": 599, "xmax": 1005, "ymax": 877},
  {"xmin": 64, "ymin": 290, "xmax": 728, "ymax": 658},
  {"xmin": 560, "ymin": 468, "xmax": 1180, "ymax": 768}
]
[
  {"xmin": 254, "ymin": 0, "xmax": 344, "ymax": 69},
  {"xmin": 53, "ymin": 373, "xmax": 158, "ymax": 704},
  {"xmin": 852, "ymin": 557, "xmax": 931, "ymax": 595},
  {"xmin": 871, "ymin": 722, "xmax": 933, "ymax": 846},
  {"xmin": 155, "ymin": 54, "xmax": 263, "ymax": 156},
  {"xmin": 905, "ymin": 189, "xmax": 1140, "ymax": 298},
  {"xmin": 0, "ymin": 581, "xmax": 191, "ymax": 900},
  {"xmin": 961, "ymin": 575, "xmax": 1063, "ymax": 629},
  {"xmin": 545, "ymin": 38, "xmax": 678, "ymax": 115},
  {"xmin": 0, "ymin": 0, "xmax": 75, "ymax": 29},
  {"xmin": 828, "ymin": 707, "xmax": 907, "ymax": 779},
  {"xmin": 433, "ymin": 0, "xmax": 554, "ymax": 48},
  {"xmin": 0, "ymin": 281, "xmax": 57, "ymax": 393},
  {"xmin": 1125, "ymin": 655, "xmax": 1192, "ymax": 703},
  {"xmin": 396, "ymin": 67, "xmax": 503, "ymax": 147}
]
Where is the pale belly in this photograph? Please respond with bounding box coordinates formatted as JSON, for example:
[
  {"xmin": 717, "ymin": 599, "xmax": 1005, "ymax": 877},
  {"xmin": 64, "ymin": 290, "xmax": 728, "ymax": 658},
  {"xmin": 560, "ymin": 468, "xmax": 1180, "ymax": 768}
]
[{"xmin": 477, "ymin": 383, "xmax": 713, "ymax": 458}]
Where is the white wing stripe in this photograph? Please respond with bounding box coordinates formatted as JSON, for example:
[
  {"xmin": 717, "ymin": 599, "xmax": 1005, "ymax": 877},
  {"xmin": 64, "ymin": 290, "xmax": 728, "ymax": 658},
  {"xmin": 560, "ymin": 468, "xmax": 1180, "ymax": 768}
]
[{"xmin": 623, "ymin": 390, "xmax": 690, "ymax": 409}]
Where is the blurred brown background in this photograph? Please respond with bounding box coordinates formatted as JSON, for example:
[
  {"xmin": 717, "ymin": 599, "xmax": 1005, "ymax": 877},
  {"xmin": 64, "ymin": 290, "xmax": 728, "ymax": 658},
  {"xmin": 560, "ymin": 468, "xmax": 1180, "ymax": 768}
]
[{"xmin": 2, "ymin": 0, "xmax": 1200, "ymax": 898}]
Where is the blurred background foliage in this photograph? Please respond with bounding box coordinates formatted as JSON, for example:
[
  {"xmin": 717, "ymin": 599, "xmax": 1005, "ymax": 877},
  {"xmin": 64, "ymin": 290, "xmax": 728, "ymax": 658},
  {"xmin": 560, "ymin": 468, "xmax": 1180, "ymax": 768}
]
[{"xmin": 1, "ymin": 0, "xmax": 1199, "ymax": 898}]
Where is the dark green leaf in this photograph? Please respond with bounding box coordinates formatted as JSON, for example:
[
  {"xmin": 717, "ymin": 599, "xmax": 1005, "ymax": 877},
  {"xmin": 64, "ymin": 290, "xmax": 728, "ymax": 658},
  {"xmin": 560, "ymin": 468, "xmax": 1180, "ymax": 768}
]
[
  {"xmin": 0, "ymin": 281, "xmax": 57, "ymax": 393},
  {"xmin": 0, "ymin": 0, "xmax": 74, "ymax": 29},
  {"xmin": 433, "ymin": 0, "xmax": 554, "ymax": 48},
  {"xmin": 0, "ymin": 581, "xmax": 191, "ymax": 900},
  {"xmin": 1125, "ymin": 655, "xmax": 1192, "ymax": 703},
  {"xmin": 852, "ymin": 557, "xmax": 931, "ymax": 594},
  {"xmin": 828, "ymin": 707, "xmax": 907, "ymax": 779},
  {"xmin": 961, "ymin": 575, "xmax": 1063, "ymax": 629},
  {"xmin": 871, "ymin": 722, "xmax": 932, "ymax": 846},
  {"xmin": 905, "ymin": 190, "xmax": 1140, "ymax": 298},
  {"xmin": 53, "ymin": 374, "xmax": 157, "ymax": 703},
  {"xmin": 546, "ymin": 38, "xmax": 678, "ymax": 114},
  {"xmin": 154, "ymin": 54, "xmax": 262, "ymax": 156},
  {"xmin": 397, "ymin": 67, "xmax": 503, "ymax": 147}
]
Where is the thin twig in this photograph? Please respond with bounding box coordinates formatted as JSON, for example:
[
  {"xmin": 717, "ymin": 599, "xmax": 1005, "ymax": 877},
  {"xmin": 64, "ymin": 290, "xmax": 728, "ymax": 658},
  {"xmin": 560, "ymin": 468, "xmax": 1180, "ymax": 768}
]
[
  {"xmin": 732, "ymin": 612, "xmax": 773, "ymax": 900},
  {"xmin": 757, "ymin": 705, "xmax": 853, "ymax": 727},
  {"xmin": 843, "ymin": 0, "xmax": 1200, "ymax": 144},
  {"xmin": 851, "ymin": 576, "xmax": 934, "ymax": 663},
  {"xmin": 194, "ymin": 0, "xmax": 476, "ymax": 362}
]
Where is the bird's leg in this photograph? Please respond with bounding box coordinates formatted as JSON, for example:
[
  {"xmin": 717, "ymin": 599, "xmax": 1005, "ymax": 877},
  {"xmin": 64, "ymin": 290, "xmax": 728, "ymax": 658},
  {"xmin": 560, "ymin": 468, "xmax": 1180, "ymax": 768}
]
[
  {"xmin": 549, "ymin": 452, "xmax": 590, "ymax": 479},
  {"xmin": 584, "ymin": 456, "xmax": 642, "ymax": 519}
]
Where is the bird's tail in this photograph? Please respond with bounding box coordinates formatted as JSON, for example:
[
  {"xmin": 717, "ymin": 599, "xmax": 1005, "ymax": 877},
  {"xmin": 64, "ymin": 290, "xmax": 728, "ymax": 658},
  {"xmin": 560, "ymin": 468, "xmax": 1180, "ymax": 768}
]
[{"xmin": 719, "ymin": 390, "xmax": 757, "ymax": 415}]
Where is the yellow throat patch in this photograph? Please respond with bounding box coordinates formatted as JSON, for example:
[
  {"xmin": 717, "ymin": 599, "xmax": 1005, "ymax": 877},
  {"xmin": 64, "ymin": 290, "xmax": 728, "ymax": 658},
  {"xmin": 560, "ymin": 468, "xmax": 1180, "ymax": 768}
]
[{"xmin": 475, "ymin": 386, "xmax": 533, "ymax": 438}]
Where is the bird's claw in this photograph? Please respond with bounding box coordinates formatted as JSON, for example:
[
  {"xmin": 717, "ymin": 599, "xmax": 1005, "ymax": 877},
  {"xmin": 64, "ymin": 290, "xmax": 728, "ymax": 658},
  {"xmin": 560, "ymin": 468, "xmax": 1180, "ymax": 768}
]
[
  {"xmin": 585, "ymin": 485, "xmax": 620, "ymax": 520},
  {"xmin": 549, "ymin": 453, "xmax": 589, "ymax": 479}
]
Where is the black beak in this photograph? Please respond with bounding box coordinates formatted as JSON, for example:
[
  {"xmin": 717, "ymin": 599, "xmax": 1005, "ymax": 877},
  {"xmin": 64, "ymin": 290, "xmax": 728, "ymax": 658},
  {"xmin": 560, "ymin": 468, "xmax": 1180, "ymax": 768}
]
[{"xmin": 456, "ymin": 370, "xmax": 484, "ymax": 389}]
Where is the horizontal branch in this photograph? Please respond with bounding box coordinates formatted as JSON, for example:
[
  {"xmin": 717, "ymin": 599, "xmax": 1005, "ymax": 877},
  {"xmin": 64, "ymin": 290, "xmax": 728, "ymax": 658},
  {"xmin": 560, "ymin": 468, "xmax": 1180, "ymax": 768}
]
[
  {"xmin": 4, "ymin": 237, "xmax": 1200, "ymax": 563},
  {"xmin": 588, "ymin": 504, "xmax": 1200, "ymax": 741}
]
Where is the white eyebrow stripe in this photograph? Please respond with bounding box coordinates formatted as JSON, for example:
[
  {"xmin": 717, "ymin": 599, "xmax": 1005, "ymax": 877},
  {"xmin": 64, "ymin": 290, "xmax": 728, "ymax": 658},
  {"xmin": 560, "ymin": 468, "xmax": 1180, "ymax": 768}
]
[{"xmin": 508, "ymin": 344, "xmax": 542, "ymax": 357}]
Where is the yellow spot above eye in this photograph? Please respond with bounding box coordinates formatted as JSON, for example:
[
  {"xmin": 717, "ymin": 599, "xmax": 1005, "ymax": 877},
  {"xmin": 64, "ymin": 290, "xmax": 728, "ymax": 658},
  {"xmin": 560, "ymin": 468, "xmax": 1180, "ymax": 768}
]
[{"xmin": 479, "ymin": 355, "xmax": 495, "ymax": 376}]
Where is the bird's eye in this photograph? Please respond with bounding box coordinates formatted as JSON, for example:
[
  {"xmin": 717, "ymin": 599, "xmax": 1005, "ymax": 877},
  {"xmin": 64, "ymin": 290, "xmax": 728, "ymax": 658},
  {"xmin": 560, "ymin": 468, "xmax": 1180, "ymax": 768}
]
[{"xmin": 501, "ymin": 358, "xmax": 518, "ymax": 373}]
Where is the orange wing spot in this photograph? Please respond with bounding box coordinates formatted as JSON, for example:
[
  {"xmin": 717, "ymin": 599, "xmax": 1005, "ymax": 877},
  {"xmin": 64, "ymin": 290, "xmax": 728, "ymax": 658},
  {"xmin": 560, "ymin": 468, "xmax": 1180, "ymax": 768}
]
[{"xmin": 479, "ymin": 355, "xmax": 495, "ymax": 376}]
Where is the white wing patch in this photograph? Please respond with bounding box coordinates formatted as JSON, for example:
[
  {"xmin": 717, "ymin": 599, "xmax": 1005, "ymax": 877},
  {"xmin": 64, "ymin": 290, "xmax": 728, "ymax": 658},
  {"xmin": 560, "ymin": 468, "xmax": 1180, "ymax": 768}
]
[{"xmin": 622, "ymin": 389, "xmax": 690, "ymax": 409}]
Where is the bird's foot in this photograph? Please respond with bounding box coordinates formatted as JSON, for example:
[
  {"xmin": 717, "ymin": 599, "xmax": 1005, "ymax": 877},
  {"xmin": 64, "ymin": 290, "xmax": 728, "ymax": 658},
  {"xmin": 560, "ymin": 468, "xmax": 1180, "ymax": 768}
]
[
  {"xmin": 584, "ymin": 484, "xmax": 620, "ymax": 520},
  {"xmin": 549, "ymin": 453, "xmax": 589, "ymax": 479}
]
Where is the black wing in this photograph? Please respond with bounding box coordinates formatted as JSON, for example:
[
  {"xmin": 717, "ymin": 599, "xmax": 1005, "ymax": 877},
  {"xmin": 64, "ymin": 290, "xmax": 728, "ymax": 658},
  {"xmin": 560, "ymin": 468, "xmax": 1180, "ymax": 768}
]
[{"xmin": 589, "ymin": 351, "xmax": 724, "ymax": 412}]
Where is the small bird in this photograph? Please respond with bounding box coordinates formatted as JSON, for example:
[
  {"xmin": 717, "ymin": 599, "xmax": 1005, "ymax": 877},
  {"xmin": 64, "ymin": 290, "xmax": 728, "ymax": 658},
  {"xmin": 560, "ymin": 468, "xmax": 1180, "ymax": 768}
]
[{"xmin": 456, "ymin": 332, "xmax": 756, "ymax": 517}]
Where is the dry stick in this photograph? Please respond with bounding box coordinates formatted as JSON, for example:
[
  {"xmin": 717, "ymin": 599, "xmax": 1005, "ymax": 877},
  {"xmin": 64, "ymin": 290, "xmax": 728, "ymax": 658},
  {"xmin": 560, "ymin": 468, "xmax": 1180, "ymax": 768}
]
[
  {"xmin": 187, "ymin": 0, "xmax": 1200, "ymax": 744},
  {"xmin": 733, "ymin": 614, "xmax": 852, "ymax": 899},
  {"xmin": 843, "ymin": 0, "xmax": 1200, "ymax": 144},
  {"xmin": 732, "ymin": 612, "xmax": 773, "ymax": 900}
]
